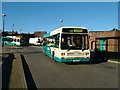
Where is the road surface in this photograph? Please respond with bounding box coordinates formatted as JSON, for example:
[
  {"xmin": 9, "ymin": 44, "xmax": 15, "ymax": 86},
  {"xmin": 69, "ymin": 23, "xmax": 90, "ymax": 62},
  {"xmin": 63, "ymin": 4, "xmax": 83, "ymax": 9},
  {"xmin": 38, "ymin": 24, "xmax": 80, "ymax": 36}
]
[{"xmin": 19, "ymin": 46, "xmax": 118, "ymax": 88}]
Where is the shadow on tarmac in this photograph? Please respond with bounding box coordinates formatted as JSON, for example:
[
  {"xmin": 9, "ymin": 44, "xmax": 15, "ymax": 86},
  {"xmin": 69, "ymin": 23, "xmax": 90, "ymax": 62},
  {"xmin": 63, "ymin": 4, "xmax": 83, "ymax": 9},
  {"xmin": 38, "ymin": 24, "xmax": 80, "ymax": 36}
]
[
  {"xmin": 2, "ymin": 53, "xmax": 15, "ymax": 89},
  {"xmin": 20, "ymin": 54, "xmax": 37, "ymax": 89}
]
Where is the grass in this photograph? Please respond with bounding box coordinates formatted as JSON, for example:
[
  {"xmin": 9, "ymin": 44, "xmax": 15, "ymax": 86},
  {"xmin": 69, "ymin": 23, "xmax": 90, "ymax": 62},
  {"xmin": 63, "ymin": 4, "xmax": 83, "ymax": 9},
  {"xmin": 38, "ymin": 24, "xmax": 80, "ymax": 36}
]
[{"xmin": 110, "ymin": 59, "xmax": 120, "ymax": 62}]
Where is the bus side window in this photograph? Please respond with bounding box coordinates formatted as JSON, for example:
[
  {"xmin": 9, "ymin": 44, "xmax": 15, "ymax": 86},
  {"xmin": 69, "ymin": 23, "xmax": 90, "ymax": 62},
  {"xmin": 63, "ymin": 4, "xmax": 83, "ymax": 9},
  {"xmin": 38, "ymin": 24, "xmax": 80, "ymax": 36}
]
[
  {"xmin": 61, "ymin": 38, "xmax": 66, "ymax": 47},
  {"xmin": 37, "ymin": 39, "xmax": 40, "ymax": 43},
  {"xmin": 43, "ymin": 38, "xmax": 47, "ymax": 46},
  {"xmin": 17, "ymin": 39, "xmax": 20, "ymax": 42},
  {"xmin": 55, "ymin": 34, "xmax": 60, "ymax": 47},
  {"xmin": 14, "ymin": 39, "xmax": 16, "ymax": 42}
]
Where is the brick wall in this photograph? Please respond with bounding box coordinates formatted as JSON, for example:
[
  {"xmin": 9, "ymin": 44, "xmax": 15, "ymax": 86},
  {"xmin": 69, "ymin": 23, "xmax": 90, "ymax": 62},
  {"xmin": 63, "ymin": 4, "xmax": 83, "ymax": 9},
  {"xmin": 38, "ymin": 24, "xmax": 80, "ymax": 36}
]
[{"xmin": 89, "ymin": 31, "xmax": 120, "ymax": 52}]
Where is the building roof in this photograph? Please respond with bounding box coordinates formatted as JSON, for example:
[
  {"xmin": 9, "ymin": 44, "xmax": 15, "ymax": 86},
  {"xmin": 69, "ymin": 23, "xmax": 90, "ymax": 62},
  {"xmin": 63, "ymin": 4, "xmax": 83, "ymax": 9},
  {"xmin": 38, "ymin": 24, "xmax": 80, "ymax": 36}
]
[
  {"xmin": 89, "ymin": 28, "xmax": 120, "ymax": 32},
  {"xmin": 34, "ymin": 31, "xmax": 47, "ymax": 38}
]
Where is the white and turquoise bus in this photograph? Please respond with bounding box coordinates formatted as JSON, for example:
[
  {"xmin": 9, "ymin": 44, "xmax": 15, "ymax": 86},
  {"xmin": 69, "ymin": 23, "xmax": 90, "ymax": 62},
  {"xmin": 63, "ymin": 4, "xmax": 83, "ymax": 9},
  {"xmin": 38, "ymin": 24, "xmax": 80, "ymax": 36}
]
[
  {"xmin": 1, "ymin": 36, "xmax": 21, "ymax": 46},
  {"xmin": 1, "ymin": 35, "xmax": 29, "ymax": 46},
  {"xmin": 42, "ymin": 26, "xmax": 90, "ymax": 63}
]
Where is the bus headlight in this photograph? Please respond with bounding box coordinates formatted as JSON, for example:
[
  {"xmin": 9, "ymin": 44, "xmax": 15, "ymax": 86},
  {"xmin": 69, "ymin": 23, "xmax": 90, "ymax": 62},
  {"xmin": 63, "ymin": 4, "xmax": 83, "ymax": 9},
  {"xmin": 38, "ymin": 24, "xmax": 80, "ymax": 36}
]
[
  {"xmin": 86, "ymin": 52, "xmax": 89, "ymax": 55},
  {"xmin": 61, "ymin": 53, "xmax": 65, "ymax": 56}
]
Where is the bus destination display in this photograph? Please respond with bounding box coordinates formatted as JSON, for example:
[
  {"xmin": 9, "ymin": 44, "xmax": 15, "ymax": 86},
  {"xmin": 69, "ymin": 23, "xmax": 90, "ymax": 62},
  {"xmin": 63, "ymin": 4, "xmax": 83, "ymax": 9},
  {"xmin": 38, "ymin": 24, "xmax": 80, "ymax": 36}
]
[{"xmin": 62, "ymin": 28, "xmax": 88, "ymax": 33}]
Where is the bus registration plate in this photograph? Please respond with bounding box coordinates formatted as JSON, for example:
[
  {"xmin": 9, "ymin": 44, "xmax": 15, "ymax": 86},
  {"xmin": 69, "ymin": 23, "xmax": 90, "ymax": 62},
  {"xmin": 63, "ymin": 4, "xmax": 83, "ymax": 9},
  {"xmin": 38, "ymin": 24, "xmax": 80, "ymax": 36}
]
[{"xmin": 73, "ymin": 60, "xmax": 80, "ymax": 62}]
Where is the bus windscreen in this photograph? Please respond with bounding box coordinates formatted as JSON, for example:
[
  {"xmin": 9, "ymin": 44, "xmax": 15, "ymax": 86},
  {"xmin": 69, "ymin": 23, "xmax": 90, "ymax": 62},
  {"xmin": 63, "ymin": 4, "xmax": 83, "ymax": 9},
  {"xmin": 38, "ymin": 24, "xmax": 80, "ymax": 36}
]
[{"xmin": 61, "ymin": 34, "xmax": 89, "ymax": 50}]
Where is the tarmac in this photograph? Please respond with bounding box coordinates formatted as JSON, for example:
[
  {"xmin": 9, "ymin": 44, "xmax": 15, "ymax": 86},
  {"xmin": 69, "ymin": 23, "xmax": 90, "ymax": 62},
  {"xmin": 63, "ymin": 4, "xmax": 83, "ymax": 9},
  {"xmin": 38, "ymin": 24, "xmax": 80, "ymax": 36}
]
[
  {"xmin": 2, "ymin": 45, "xmax": 27, "ymax": 89},
  {"xmin": 1, "ymin": 45, "xmax": 119, "ymax": 89}
]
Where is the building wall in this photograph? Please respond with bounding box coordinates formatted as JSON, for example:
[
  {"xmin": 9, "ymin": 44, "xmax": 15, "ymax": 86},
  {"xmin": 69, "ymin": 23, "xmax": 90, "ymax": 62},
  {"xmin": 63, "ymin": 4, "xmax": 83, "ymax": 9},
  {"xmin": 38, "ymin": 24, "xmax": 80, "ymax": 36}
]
[
  {"xmin": 89, "ymin": 31, "xmax": 120, "ymax": 52},
  {"xmin": 115, "ymin": 31, "xmax": 120, "ymax": 52}
]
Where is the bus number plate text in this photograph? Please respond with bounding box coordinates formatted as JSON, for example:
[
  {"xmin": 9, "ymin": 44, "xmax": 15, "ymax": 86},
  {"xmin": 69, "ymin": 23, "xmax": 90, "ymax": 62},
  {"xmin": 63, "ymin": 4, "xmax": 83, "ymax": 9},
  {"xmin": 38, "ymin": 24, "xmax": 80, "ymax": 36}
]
[{"xmin": 73, "ymin": 60, "xmax": 80, "ymax": 62}]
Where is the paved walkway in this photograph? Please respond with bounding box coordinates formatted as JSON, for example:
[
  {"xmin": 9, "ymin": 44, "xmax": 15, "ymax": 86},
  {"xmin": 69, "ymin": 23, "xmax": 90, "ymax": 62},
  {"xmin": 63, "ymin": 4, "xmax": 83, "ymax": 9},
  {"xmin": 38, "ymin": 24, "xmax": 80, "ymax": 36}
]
[
  {"xmin": 108, "ymin": 60, "xmax": 120, "ymax": 64},
  {"xmin": 2, "ymin": 45, "xmax": 27, "ymax": 89}
]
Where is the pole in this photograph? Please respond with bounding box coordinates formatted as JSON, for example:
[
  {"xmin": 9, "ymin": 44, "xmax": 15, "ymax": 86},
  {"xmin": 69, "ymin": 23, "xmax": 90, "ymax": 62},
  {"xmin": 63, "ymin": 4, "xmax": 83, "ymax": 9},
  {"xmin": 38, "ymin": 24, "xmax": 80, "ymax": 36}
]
[
  {"xmin": 20, "ymin": 28, "xmax": 22, "ymax": 34},
  {"xmin": 12, "ymin": 24, "xmax": 14, "ymax": 34},
  {"xmin": 12, "ymin": 24, "xmax": 14, "ymax": 46},
  {"xmin": 2, "ymin": 14, "xmax": 6, "ymax": 47}
]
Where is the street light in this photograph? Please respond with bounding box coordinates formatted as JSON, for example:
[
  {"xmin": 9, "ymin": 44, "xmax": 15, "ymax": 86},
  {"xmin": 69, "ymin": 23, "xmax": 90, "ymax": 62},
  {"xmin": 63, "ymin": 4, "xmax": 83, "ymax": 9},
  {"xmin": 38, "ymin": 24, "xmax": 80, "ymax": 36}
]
[
  {"xmin": 20, "ymin": 28, "xmax": 22, "ymax": 34},
  {"xmin": 60, "ymin": 20, "xmax": 63, "ymax": 27},
  {"xmin": 2, "ymin": 14, "xmax": 6, "ymax": 47},
  {"xmin": 20, "ymin": 28, "xmax": 22, "ymax": 38},
  {"xmin": 12, "ymin": 24, "xmax": 14, "ymax": 36}
]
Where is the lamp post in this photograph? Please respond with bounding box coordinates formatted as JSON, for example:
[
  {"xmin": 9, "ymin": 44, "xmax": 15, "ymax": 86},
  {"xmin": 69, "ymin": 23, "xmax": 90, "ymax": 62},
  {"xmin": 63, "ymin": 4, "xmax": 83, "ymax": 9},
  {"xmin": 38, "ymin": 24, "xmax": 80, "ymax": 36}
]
[
  {"xmin": 20, "ymin": 28, "xmax": 22, "ymax": 34},
  {"xmin": 20, "ymin": 28, "xmax": 22, "ymax": 39},
  {"xmin": 60, "ymin": 20, "xmax": 63, "ymax": 27},
  {"xmin": 12, "ymin": 24, "xmax": 14, "ymax": 35},
  {"xmin": 2, "ymin": 14, "xmax": 6, "ymax": 47}
]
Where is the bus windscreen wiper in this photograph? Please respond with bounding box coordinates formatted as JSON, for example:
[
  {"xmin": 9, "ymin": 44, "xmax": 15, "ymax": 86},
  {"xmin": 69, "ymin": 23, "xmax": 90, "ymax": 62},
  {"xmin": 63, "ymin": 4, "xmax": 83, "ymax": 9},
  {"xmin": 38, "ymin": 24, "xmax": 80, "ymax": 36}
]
[
  {"xmin": 82, "ymin": 47, "xmax": 86, "ymax": 51},
  {"xmin": 68, "ymin": 45, "xmax": 72, "ymax": 51}
]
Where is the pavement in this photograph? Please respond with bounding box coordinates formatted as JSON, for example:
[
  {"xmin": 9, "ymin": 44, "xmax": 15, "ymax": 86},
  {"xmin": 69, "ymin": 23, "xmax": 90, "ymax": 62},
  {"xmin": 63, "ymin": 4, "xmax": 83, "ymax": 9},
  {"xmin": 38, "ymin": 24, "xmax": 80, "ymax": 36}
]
[
  {"xmin": 2, "ymin": 45, "xmax": 27, "ymax": 89},
  {"xmin": 108, "ymin": 60, "xmax": 120, "ymax": 64}
]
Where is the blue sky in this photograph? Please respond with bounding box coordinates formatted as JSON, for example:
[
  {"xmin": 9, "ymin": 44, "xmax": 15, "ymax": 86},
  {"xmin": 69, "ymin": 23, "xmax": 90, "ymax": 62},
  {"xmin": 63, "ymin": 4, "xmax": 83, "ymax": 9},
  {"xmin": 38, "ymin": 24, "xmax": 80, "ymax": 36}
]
[{"xmin": 2, "ymin": 2, "xmax": 118, "ymax": 33}]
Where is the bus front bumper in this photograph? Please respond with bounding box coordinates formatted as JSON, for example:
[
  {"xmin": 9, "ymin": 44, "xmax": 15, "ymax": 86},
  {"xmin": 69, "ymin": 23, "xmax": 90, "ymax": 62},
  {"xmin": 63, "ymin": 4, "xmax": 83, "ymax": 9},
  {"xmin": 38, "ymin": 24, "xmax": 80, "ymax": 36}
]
[{"xmin": 55, "ymin": 57, "xmax": 90, "ymax": 63}]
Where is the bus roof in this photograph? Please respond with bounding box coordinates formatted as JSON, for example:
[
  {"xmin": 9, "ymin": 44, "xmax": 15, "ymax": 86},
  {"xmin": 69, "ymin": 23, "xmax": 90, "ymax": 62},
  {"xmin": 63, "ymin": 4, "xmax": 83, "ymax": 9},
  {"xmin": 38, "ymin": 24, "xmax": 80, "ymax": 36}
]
[
  {"xmin": 43, "ymin": 26, "xmax": 88, "ymax": 38},
  {"xmin": 60, "ymin": 26, "xmax": 87, "ymax": 29}
]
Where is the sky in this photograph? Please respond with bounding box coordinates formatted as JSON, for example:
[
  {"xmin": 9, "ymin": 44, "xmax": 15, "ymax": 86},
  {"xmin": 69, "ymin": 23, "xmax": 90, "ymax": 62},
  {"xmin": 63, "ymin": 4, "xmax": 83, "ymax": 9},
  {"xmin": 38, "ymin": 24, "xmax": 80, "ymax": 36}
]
[{"xmin": 2, "ymin": 2, "xmax": 118, "ymax": 33}]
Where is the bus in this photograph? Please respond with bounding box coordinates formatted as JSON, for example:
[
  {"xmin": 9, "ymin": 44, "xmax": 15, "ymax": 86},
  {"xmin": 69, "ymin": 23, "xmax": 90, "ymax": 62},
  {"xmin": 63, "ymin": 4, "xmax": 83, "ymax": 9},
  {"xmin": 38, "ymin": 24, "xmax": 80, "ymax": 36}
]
[
  {"xmin": 42, "ymin": 26, "xmax": 90, "ymax": 63},
  {"xmin": 1, "ymin": 35, "xmax": 29, "ymax": 46},
  {"xmin": 1, "ymin": 36, "xmax": 20, "ymax": 46}
]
